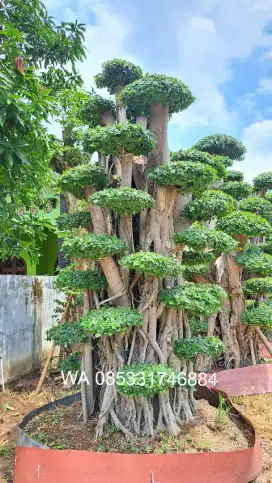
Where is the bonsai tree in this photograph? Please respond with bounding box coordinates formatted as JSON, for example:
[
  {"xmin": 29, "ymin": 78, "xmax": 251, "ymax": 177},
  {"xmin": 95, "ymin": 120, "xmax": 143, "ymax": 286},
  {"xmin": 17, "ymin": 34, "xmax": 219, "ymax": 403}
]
[
  {"xmin": 47, "ymin": 59, "xmax": 228, "ymax": 439},
  {"xmin": 48, "ymin": 59, "xmax": 271, "ymax": 441}
]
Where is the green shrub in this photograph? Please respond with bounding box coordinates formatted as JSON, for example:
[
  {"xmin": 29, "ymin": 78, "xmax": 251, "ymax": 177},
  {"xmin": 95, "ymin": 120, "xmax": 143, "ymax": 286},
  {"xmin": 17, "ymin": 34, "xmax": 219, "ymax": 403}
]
[
  {"xmin": 62, "ymin": 234, "xmax": 128, "ymax": 260},
  {"xmin": 46, "ymin": 322, "xmax": 88, "ymax": 346},
  {"xmin": 116, "ymin": 363, "xmax": 176, "ymax": 398},
  {"xmin": 192, "ymin": 134, "xmax": 246, "ymax": 161},
  {"xmin": 182, "ymin": 190, "xmax": 235, "ymax": 222},
  {"xmin": 90, "ymin": 188, "xmax": 154, "ymax": 215},
  {"xmin": 174, "ymin": 337, "xmax": 225, "ymax": 360},
  {"xmin": 57, "ymin": 164, "xmax": 109, "ymax": 199},
  {"xmin": 55, "ymin": 265, "xmax": 107, "ymax": 292},
  {"xmin": 148, "ymin": 162, "xmax": 217, "ymax": 193},
  {"xmin": 120, "ymin": 252, "xmax": 181, "ymax": 278},
  {"xmin": 56, "ymin": 212, "xmax": 91, "ymax": 230},
  {"xmin": 216, "ymin": 211, "xmax": 271, "ymax": 237},
  {"xmin": 219, "ymin": 181, "xmax": 252, "ymax": 200}
]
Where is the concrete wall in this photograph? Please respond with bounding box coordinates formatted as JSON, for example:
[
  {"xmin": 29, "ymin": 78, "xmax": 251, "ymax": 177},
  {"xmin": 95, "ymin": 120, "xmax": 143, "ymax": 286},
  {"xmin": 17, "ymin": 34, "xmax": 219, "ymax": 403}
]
[{"xmin": 0, "ymin": 275, "xmax": 61, "ymax": 382}]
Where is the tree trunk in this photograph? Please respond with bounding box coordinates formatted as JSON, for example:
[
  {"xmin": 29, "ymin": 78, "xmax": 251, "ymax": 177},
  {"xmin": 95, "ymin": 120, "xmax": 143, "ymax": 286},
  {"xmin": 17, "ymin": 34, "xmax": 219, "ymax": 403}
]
[
  {"xmin": 119, "ymin": 214, "xmax": 134, "ymax": 252},
  {"xmin": 119, "ymin": 153, "xmax": 133, "ymax": 187},
  {"xmin": 147, "ymin": 103, "xmax": 170, "ymax": 172},
  {"xmin": 82, "ymin": 290, "xmax": 94, "ymax": 420},
  {"xmin": 99, "ymin": 257, "xmax": 129, "ymax": 307},
  {"xmin": 84, "ymin": 187, "xmax": 107, "ymax": 234},
  {"xmin": 100, "ymin": 113, "xmax": 115, "ymax": 126},
  {"xmin": 136, "ymin": 115, "xmax": 147, "ymax": 129},
  {"xmin": 144, "ymin": 186, "xmax": 177, "ymax": 254},
  {"xmin": 115, "ymin": 85, "xmax": 127, "ymax": 124}
]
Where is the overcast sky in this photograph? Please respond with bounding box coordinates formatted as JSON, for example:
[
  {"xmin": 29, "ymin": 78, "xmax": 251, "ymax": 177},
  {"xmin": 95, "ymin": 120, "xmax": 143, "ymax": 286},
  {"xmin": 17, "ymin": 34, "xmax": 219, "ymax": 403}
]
[{"xmin": 45, "ymin": 0, "xmax": 272, "ymax": 181}]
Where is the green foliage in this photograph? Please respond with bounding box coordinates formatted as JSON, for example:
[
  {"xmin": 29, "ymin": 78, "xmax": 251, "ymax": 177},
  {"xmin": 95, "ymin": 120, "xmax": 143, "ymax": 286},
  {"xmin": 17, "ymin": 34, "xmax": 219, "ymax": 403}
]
[
  {"xmin": 171, "ymin": 149, "xmax": 227, "ymax": 178},
  {"xmin": 60, "ymin": 352, "xmax": 81, "ymax": 374},
  {"xmin": 216, "ymin": 211, "xmax": 271, "ymax": 237},
  {"xmin": 116, "ymin": 363, "xmax": 176, "ymax": 398},
  {"xmin": 174, "ymin": 224, "xmax": 238, "ymax": 253},
  {"xmin": 159, "ymin": 282, "xmax": 226, "ymax": 316},
  {"xmin": 239, "ymin": 197, "xmax": 272, "ymax": 220},
  {"xmin": 224, "ymin": 170, "xmax": 244, "ymax": 182},
  {"xmin": 265, "ymin": 193, "xmax": 272, "ymax": 204},
  {"xmin": 62, "ymin": 234, "xmax": 128, "ymax": 260},
  {"xmin": 90, "ymin": 188, "xmax": 154, "ymax": 215},
  {"xmin": 81, "ymin": 307, "xmax": 143, "ymax": 337},
  {"xmin": 55, "ymin": 264, "xmax": 107, "ymax": 292},
  {"xmin": 120, "ymin": 74, "xmax": 195, "ymax": 114},
  {"xmin": 174, "ymin": 336, "xmax": 225, "ymax": 361},
  {"xmin": 189, "ymin": 319, "xmax": 208, "ymax": 335},
  {"xmin": 219, "ymin": 181, "xmax": 252, "ymax": 200},
  {"xmin": 79, "ymin": 94, "xmax": 116, "ymax": 127},
  {"xmin": 192, "ymin": 134, "xmax": 246, "ymax": 161},
  {"xmin": 182, "ymin": 249, "xmax": 215, "ymax": 265},
  {"xmin": 46, "ymin": 322, "xmax": 88, "ymax": 346},
  {"xmin": 51, "ymin": 146, "xmax": 90, "ymax": 173},
  {"xmin": 120, "ymin": 252, "xmax": 181, "ymax": 278},
  {"xmin": 258, "ymin": 241, "xmax": 272, "ymax": 255},
  {"xmin": 236, "ymin": 246, "xmax": 272, "ymax": 275},
  {"xmin": 242, "ymin": 303, "xmax": 272, "ymax": 329},
  {"xmin": 83, "ymin": 124, "xmax": 156, "ymax": 156},
  {"xmin": 56, "ymin": 211, "xmax": 91, "ymax": 230},
  {"xmin": 95, "ymin": 59, "xmax": 143, "ymax": 95},
  {"xmin": 243, "ymin": 277, "xmax": 272, "ymax": 295},
  {"xmin": 57, "ymin": 164, "xmax": 109, "ymax": 198},
  {"xmin": 253, "ymin": 172, "xmax": 272, "ymax": 192},
  {"xmin": 148, "ymin": 162, "xmax": 217, "ymax": 193},
  {"xmin": 182, "ymin": 190, "xmax": 235, "ymax": 222}
]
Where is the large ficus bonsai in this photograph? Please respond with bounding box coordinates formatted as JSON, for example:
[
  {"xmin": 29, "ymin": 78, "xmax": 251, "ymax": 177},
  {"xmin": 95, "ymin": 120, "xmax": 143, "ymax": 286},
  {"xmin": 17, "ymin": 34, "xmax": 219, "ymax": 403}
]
[{"xmin": 48, "ymin": 59, "xmax": 271, "ymax": 438}]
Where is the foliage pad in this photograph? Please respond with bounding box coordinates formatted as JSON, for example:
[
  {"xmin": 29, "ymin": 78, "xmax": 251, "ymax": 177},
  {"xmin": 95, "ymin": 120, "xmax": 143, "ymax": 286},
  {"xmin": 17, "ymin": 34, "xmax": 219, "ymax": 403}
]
[
  {"xmin": 55, "ymin": 265, "xmax": 107, "ymax": 292},
  {"xmin": 174, "ymin": 224, "xmax": 237, "ymax": 253},
  {"xmin": 192, "ymin": 134, "xmax": 246, "ymax": 160},
  {"xmin": 79, "ymin": 94, "xmax": 116, "ymax": 127},
  {"xmin": 116, "ymin": 363, "xmax": 176, "ymax": 398},
  {"xmin": 62, "ymin": 234, "xmax": 128, "ymax": 260},
  {"xmin": 120, "ymin": 252, "xmax": 181, "ymax": 278},
  {"xmin": 216, "ymin": 211, "xmax": 271, "ymax": 237},
  {"xmin": 182, "ymin": 190, "xmax": 235, "ymax": 222},
  {"xmin": 242, "ymin": 304, "xmax": 272, "ymax": 329},
  {"xmin": 243, "ymin": 277, "xmax": 272, "ymax": 295},
  {"xmin": 171, "ymin": 149, "xmax": 227, "ymax": 178},
  {"xmin": 81, "ymin": 307, "xmax": 143, "ymax": 337},
  {"xmin": 148, "ymin": 162, "xmax": 217, "ymax": 193},
  {"xmin": 46, "ymin": 322, "xmax": 88, "ymax": 346},
  {"xmin": 174, "ymin": 337, "xmax": 225, "ymax": 361},
  {"xmin": 95, "ymin": 59, "xmax": 143, "ymax": 95},
  {"xmin": 120, "ymin": 74, "xmax": 195, "ymax": 114},
  {"xmin": 56, "ymin": 212, "xmax": 91, "ymax": 230},
  {"xmin": 239, "ymin": 197, "xmax": 272, "ymax": 220},
  {"xmin": 90, "ymin": 188, "xmax": 154, "ymax": 215},
  {"xmin": 83, "ymin": 124, "xmax": 156, "ymax": 156},
  {"xmin": 57, "ymin": 164, "xmax": 109, "ymax": 199},
  {"xmin": 159, "ymin": 282, "xmax": 226, "ymax": 315},
  {"xmin": 219, "ymin": 181, "xmax": 252, "ymax": 200}
]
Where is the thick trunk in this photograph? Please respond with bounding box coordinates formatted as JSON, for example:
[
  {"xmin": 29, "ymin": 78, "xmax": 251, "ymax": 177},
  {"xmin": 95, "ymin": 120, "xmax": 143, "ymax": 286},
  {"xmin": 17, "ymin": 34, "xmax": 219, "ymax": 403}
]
[
  {"xmin": 174, "ymin": 194, "xmax": 192, "ymax": 232},
  {"xmin": 214, "ymin": 255, "xmax": 243, "ymax": 368},
  {"xmin": 100, "ymin": 113, "xmax": 115, "ymax": 126},
  {"xmin": 84, "ymin": 187, "xmax": 107, "ymax": 234},
  {"xmin": 144, "ymin": 186, "xmax": 177, "ymax": 254},
  {"xmin": 82, "ymin": 291, "xmax": 94, "ymax": 421},
  {"xmin": 115, "ymin": 85, "xmax": 127, "ymax": 124},
  {"xmin": 99, "ymin": 257, "xmax": 129, "ymax": 307},
  {"xmin": 136, "ymin": 115, "xmax": 148, "ymax": 129},
  {"xmin": 119, "ymin": 214, "xmax": 134, "ymax": 252},
  {"xmin": 119, "ymin": 153, "xmax": 133, "ymax": 187},
  {"xmin": 147, "ymin": 103, "xmax": 170, "ymax": 172}
]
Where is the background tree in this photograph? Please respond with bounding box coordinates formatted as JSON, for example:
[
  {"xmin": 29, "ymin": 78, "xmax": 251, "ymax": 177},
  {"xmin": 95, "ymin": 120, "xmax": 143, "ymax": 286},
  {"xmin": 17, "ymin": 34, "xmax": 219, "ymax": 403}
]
[{"xmin": 0, "ymin": 0, "xmax": 86, "ymax": 260}]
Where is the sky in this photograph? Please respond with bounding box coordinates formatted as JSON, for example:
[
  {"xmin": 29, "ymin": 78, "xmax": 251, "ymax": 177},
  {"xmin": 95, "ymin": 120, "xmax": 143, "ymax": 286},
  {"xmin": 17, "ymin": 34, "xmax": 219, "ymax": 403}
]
[{"xmin": 45, "ymin": 0, "xmax": 272, "ymax": 181}]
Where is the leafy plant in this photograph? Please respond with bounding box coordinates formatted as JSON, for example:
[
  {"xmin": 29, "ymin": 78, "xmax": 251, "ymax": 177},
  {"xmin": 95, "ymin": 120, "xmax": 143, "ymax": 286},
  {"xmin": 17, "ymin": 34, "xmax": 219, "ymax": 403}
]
[
  {"xmin": 90, "ymin": 188, "xmax": 154, "ymax": 215},
  {"xmin": 159, "ymin": 282, "xmax": 226, "ymax": 316},
  {"xmin": 120, "ymin": 252, "xmax": 181, "ymax": 278},
  {"xmin": 57, "ymin": 164, "xmax": 109, "ymax": 199},
  {"xmin": 243, "ymin": 277, "xmax": 272, "ymax": 295},
  {"xmin": 215, "ymin": 394, "xmax": 231, "ymax": 428},
  {"xmin": 116, "ymin": 363, "xmax": 176, "ymax": 398},
  {"xmin": 62, "ymin": 234, "xmax": 128, "ymax": 260},
  {"xmin": 224, "ymin": 170, "xmax": 244, "ymax": 182},
  {"xmin": 171, "ymin": 149, "xmax": 227, "ymax": 178},
  {"xmin": 219, "ymin": 181, "xmax": 252, "ymax": 200},
  {"xmin": 241, "ymin": 303, "xmax": 272, "ymax": 329},
  {"xmin": 253, "ymin": 172, "xmax": 272, "ymax": 192},
  {"xmin": 192, "ymin": 134, "xmax": 246, "ymax": 161},
  {"xmin": 120, "ymin": 74, "xmax": 195, "ymax": 115},
  {"xmin": 174, "ymin": 224, "xmax": 238, "ymax": 253},
  {"xmin": 95, "ymin": 59, "xmax": 143, "ymax": 95},
  {"xmin": 216, "ymin": 211, "xmax": 271, "ymax": 237},
  {"xmin": 174, "ymin": 337, "xmax": 225, "ymax": 360},
  {"xmin": 236, "ymin": 246, "xmax": 272, "ymax": 275},
  {"xmin": 182, "ymin": 190, "xmax": 235, "ymax": 222},
  {"xmin": 55, "ymin": 265, "xmax": 107, "ymax": 292},
  {"xmin": 79, "ymin": 93, "xmax": 116, "ymax": 127},
  {"xmin": 81, "ymin": 307, "xmax": 144, "ymax": 337},
  {"xmin": 56, "ymin": 211, "xmax": 91, "ymax": 230},
  {"xmin": 60, "ymin": 352, "xmax": 82, "ymax": 375},
  {"xmin": 239, "ymin": 196, "xmax": 272, "ymax": 220},
  {"xmin": 148, "ymin": 162, "xmax": 217, "ymax": 193},
  {"xmin": 46, "ymin": 322, "xmax": 88, "ymax": 346}
]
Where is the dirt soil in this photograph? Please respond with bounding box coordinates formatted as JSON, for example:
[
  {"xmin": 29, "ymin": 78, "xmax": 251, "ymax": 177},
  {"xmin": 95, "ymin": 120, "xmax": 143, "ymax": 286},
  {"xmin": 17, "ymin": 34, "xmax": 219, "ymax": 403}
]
[
  {"xmin": 0, "ymin": 373, "xmax": 76, "ymax": 483},
  {"xmin": 24, "ymin": 399, "xmax": 254, "ymax": 454},
  {"xmin": 233, "ymin": 394, "xmax": 272, "ymax": 483}
]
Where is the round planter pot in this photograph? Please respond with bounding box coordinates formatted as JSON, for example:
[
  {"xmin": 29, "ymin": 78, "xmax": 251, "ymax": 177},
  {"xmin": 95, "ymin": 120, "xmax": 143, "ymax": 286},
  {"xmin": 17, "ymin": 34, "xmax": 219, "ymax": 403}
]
[{"xmin": 14, "ymin": 385, "xmax": 262, "ymax": 483}]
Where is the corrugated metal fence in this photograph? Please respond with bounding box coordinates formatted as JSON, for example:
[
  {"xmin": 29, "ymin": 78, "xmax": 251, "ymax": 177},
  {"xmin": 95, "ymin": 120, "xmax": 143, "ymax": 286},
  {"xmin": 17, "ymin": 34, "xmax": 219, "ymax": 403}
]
[{"xmin": 0, "ymin": 276, "xmax": 60, "ymax": 382}]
